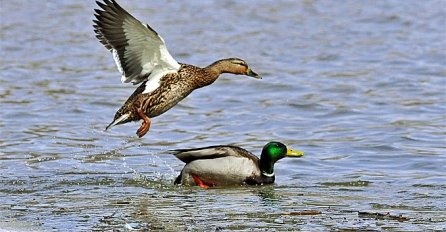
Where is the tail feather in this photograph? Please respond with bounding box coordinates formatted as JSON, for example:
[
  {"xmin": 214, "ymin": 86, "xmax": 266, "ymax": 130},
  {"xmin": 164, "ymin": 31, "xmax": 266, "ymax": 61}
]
[
  {"xmin": 174, "ymin": 173, "xmax": 182, "ymax": 185},
  {"xmin": 105, "ymin": 113, "xmax": 130, "ymax": 130}
]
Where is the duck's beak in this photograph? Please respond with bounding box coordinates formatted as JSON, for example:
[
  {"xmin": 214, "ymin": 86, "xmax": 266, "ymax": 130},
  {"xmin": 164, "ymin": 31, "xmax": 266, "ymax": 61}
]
[
  {"xmin": 286, "ymin": 148, "xmax": 304, "ymax": 157},
  {"xmin": 246, "ymin": 68, "xmax": 261, "ymax": 79}
]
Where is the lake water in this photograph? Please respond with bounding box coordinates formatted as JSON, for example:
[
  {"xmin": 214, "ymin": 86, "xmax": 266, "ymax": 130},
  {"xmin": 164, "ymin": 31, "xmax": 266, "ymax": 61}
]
[{"xmin": 1, "ymin": 0, "xmax": 445, "ymax": 231}]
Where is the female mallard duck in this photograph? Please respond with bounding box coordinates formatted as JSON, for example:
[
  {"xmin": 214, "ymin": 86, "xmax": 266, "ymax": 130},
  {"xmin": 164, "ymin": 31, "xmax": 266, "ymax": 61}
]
[
  {"xmin": 93, "ymin": 0, "xmax": 261, "ymax": 137},
  {"xmin": 172, "ymin": 141, "xmax": 304, "ymax": 188}
]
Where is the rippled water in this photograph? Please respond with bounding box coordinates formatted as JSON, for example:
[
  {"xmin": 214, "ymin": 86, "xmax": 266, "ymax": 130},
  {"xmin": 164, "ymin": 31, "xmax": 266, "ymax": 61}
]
[{"xmin": 1, "ymin": 0, "xmax": 445, "ymax": 231}]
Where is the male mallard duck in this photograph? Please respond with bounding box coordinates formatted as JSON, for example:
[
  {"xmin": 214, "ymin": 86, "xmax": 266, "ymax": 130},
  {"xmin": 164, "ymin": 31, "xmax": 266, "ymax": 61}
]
[
  {"xmin": 93, "ymin": 0, "xmax": 261, "ymax": 137},
  {"xmin": 172, "ymin": 141, "xmax": 304, "ymax": 188}
]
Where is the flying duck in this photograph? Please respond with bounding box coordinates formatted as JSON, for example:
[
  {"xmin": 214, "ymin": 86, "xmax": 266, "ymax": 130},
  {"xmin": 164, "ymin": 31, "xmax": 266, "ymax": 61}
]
[{"xmin": 93, "ymin": 0, "xmax": 261, "ymax": 137}]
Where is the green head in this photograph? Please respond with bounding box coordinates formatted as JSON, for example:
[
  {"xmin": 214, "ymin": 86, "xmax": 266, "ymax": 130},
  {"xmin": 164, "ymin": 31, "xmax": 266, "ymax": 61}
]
[{"xmin": 259, "ymin": 141, "xmax": 304, "ymax": 177}]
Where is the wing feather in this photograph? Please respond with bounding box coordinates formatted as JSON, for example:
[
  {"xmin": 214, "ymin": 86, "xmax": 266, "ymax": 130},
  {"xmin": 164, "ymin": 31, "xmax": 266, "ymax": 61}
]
[
  {"xmin": 171, "ymin": 145, "xmax": 259, "ymax": 164},
  {"xmin": 93, "ymin": 0, "xmax": 180, "ymax": 84}
]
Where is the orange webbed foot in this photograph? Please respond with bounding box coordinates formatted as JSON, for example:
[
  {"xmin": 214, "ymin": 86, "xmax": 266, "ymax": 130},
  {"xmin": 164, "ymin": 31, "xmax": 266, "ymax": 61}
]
[
  {"xmin": 135, "ymin": 107, "xmax": 151, "ymax": 138},
  {"xmin": 192, "ymin": 175, "xmax": 211, "ymax": 189}
]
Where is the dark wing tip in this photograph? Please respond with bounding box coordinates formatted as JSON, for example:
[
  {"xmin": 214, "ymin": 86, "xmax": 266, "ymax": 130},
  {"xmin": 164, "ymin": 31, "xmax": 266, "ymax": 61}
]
[
  {"xmin": 94, "ymin": 9, "xmax": 103, "ymax": 15},
  {"xmin": 95, "ymin": 1, "xmax": 106, "ymax": 9}
]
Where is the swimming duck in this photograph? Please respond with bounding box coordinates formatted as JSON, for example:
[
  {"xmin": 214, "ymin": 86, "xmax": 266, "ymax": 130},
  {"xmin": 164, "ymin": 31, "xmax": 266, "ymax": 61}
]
[
  {"xmin": 172, "ymin": 141, "xmax": 304, "ymax": 188},
  {"xmin": 93, "ymin": 0, "xmax": 261, "ymax": 137}
]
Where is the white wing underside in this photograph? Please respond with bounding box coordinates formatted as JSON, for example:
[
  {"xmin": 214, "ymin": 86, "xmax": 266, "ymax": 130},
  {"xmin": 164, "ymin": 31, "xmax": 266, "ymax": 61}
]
[
  {"xmin": 94, "ymin": 0, "xmax": 180, "ymax": 91},
  {"xmin": 116, "ymin": 19, "xmax": 180, "ymax": 86},
  {"xmin": 142, "ymin": 68, "xmax": 176, "ymax": 94}
]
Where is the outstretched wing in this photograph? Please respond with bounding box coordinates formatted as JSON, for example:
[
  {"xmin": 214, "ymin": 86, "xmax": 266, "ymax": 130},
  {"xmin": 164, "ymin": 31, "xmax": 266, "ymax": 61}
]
[
  {"xmin": 93, "ymin": 0, "xmax": 180, "ymax": 85},
  {"xmin": 171, "ymin": 145, "xmax": 259, "ymax": 164}
]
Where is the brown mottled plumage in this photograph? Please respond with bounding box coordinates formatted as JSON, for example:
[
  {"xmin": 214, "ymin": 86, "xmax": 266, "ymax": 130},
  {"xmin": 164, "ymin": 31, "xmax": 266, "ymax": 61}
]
[
  {"xmin": 93, "ymin": 0, "xmax": 261, "ymax": 137},
  {"xmin": 107, "ymin": 59, "xmax": 260, "ymax": 137}
]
